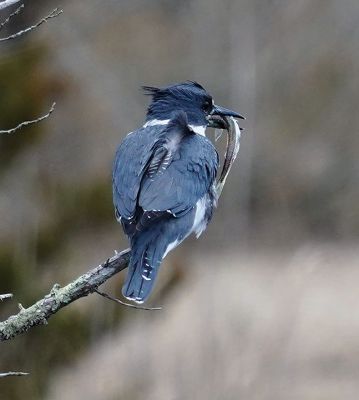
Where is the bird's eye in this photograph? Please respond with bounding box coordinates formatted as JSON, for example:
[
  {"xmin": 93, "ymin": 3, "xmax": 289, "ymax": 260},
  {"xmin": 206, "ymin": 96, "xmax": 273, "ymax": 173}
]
[{"xmin": 202, "ymin": 100, "xmax": 212, "ymax": 114}]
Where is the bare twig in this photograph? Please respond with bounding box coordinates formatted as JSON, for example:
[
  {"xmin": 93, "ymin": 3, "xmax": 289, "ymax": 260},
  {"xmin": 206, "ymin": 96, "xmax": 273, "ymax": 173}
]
[
  {"xmin": 0, "ymin": 7, "xmax": 63, "ymax": 42},
  {"xmin": 0, "ymin": 293, "xmax": 13, "ymax": 301},
  {"xmin": 0, "ymin": 3, "xmax": 23, "ymax": 30},
  {"xmin": 0, "ymin": 102, "xmax": 56, "ymax": 135},
  {"xmin": 0, "ymin": 371, "xmax": 29, "ymax": 378},
  {"xmin": 94, "ymin": 289, "xmax": 162, "ymax": 311},
  {"xmin": 0, "ymin": 249, "xmax": 131, "ymax": 342},
  {"xmin": 0, "ymin": 0, "xmax": 21, "ymax": 11}
]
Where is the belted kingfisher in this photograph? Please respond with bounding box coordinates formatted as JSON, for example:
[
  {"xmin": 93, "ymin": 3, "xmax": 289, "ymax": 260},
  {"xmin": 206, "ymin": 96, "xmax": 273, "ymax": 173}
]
[{"xmin": 113, "ymin": 81, "xmax": 244, "ymax": 303}]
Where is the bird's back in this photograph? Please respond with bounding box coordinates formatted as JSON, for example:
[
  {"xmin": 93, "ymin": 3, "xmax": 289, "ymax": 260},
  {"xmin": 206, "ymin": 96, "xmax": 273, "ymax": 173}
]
[{"xmin": 112, "ymin": 111, "xmax": 220, "ymax": 303}]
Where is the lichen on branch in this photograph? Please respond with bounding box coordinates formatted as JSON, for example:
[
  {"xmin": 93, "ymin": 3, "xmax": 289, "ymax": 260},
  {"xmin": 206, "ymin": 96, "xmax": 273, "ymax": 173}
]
[{"xmin": 0, "ymin": 249, "xmax": 131, "ymax": 342}]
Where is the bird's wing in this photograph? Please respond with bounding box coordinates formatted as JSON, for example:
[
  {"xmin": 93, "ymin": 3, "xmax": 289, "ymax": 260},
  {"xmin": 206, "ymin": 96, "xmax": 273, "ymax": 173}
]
[
  {"xmin": 112, "ymin": 125, "xmax": 160, "ymax": 222},
  {"xmin": 138, "ymin": 114, "xmax": 219, "ymax": 229}
]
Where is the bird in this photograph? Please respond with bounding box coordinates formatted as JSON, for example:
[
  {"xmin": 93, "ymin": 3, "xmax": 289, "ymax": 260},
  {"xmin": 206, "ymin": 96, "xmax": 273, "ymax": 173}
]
[{"xmin": 112, "ymin": 81, "xmax": 244, "ymax": 303}]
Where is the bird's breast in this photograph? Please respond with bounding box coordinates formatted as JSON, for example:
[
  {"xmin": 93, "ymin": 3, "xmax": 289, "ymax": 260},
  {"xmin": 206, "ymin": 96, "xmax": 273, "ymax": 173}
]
[{"xmin": 192, "ymin": 193, "xmax": 212, "ymax": 238}]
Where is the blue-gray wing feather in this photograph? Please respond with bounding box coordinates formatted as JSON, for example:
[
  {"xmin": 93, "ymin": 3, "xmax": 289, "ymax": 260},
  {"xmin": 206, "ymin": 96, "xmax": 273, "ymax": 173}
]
[
  {"xmin": 139, "ymin": 134, "xmax": 218, "ymax": 217},
  {"xmin": 112, "ymin": 126, "xmax": 161, "ymax": 220}
]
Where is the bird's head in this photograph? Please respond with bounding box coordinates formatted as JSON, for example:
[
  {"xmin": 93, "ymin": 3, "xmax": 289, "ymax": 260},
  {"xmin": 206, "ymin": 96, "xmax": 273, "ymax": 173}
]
[{"xmin": 143, "ymin": 81, "xmax": 244, "ymax": 133}]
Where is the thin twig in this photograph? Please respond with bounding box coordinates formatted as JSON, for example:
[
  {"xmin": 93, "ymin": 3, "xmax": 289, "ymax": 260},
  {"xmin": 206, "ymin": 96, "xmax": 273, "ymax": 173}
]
[
  {"xmin": 0, "ymin": 7, "xmax": 63, "ymax": 41},
  {"xmin": 0, "ymin": 249, "xmax": 131, "ymax": 342},
  {"xmin": 0, "ymin": 3, "xmax": 23, "ymax": 30},
  {"xmin": 94, "ymin": 289, "xmax": 162, "ymax": 311},
  {"xmin": 0, "ymin": 0, "xmax": 21, "ymax": 11},
  {"xmin": 0, "ymin": 293, "xmax": 13, "ymax": 301},
  {"xmin": 0, "ymin": 371, "xmax": 29, "ymax": 378},
  {"xmin": 0, "ymin": 102, "xmax": 56, "ymax": 135}
]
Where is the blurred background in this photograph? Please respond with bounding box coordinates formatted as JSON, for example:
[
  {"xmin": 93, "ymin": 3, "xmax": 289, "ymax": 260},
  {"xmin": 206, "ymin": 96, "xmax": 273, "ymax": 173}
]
[{"xmin": 0, "ymin": 0, "xmax": 358, "ymax": 399}]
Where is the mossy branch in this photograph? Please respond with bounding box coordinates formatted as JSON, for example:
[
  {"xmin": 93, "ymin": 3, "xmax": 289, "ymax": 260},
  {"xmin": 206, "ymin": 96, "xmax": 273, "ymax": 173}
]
[{"xmin": 0, "ymin": 249, "xmax": 131, "ymax": 342}]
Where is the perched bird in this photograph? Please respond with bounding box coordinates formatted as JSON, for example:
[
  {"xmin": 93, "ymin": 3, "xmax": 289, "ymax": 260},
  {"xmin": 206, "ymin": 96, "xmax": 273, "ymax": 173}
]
[{"xmin": 113, "ymin": 81, "xmax": 244, "ymax": 303}]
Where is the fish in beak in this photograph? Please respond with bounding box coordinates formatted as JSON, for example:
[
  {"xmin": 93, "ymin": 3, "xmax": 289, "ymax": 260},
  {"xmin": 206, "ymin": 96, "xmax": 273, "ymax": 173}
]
[
  {"xmin": 215, "ymin": 116, "xmax": 242, "ymax": 197},
  {"xmin": 207, "ymin": 104, "xmax": 245, "ymax": 129}
]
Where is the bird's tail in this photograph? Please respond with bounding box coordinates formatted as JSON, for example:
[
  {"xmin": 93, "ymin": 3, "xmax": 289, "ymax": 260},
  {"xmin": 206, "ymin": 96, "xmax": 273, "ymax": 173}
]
[{"xmin": 122, "ymin": 235, "xmax": 168, "ymax": 303}]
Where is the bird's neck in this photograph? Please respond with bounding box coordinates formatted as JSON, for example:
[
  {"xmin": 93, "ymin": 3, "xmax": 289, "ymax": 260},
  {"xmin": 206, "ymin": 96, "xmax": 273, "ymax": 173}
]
[
  {"xmin": 188, "ymin": 125, "xmax": 206, "ymax": 136},
  {"xmin": 143, "ymin": 119, "xmax": 206, "ymax": 136},
  {"xmin": 143, "ymin": 119, "xmax": 170, "ymax": 127}
]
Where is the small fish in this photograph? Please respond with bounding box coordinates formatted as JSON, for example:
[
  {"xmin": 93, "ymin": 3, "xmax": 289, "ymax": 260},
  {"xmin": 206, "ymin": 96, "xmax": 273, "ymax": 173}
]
[{"xmin": 216, "ymin": 116, "xmax": 243, "ymax": 197}]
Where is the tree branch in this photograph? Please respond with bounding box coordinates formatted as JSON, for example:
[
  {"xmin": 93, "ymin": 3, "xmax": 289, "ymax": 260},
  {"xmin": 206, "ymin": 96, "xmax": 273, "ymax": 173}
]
[
  {"xmin": 0, "ymin": 371, "xmax": 29, "ymax": 378},
  {"xmin": 0, "ymin": 7, "xmax": 63, "ymax": 42},
  {"xmin": 0, "ymin": 249, "xmax": 131, "ymax": 342},
  {"xmin": 0, "ymin": 293, "xmax": 13, "ymax": 301},
  {"xmin": 0, "ymin": 102, "xmax": 56, "ymax": 135},
  {"xmin": 94, "ymin": 289, "xmax": 162, "ymax": 311},
  {"xmin": 0, "ymin": 3, "xmax": 23, "ymax": 30},
  {"xmin": 0, "ymin": 0, "xmax": 21, "ymax": 11}
]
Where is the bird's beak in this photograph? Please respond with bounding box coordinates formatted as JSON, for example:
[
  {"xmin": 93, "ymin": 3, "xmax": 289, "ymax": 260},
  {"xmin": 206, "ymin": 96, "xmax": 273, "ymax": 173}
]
[{"xmin": 207, "ymin": 104, "xmax": 245, "ymax": 129}]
